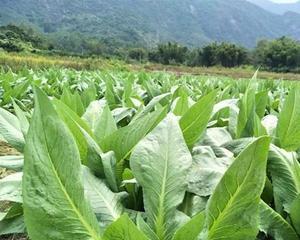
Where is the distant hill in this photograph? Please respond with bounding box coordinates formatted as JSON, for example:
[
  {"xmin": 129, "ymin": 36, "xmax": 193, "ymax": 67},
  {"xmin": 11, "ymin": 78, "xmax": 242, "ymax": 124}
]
[
  {"xmin": 0, "ymin": 0, "xmax": 299, "ymax": 48},
  {"xmin": 247, "ymin": 0, "xmax": 300, "ymax": 14}
]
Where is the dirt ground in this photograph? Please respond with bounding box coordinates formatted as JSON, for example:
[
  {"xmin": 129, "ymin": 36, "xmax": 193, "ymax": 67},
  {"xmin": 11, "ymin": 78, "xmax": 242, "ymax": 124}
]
[
  {"xmin": 0, "ymin": 235, "xmax": 27, "ymax": 240},
  {"xmin": 0, "ymin": 142, "xmax": 27, "ymax": 240},
  {"xmin": 0, "ymin": 142, "xmax": 19, "ymax": 179}
]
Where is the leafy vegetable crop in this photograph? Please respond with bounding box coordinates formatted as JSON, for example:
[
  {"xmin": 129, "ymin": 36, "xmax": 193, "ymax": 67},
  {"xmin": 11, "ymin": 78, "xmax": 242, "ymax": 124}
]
[{"xmin": 0, "ymin": 68, "xmax": 299, "ymax": 240}]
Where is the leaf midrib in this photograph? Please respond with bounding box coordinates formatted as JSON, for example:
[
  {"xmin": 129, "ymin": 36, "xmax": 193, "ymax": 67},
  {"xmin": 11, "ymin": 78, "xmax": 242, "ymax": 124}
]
[
  {"xmin": 155, "ymin": 129, "xmax": 170, "ymax": 240},
  {"xmin": 42, "ymin": 118, "xmax": 101, "ymax": 240},
  {"xmin": 86, "ymin": 176, "xmax": 120, "ymax": 220},
  {"xmin": 208, "ymin": 143, "xmax": 260, "ymax": 237}
]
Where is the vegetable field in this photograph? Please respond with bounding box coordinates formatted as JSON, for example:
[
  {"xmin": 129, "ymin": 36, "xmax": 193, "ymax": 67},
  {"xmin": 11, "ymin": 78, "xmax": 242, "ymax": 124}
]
[{"xmin": 0, "ymin": 68, "xmax": 300, "ymax": 240}]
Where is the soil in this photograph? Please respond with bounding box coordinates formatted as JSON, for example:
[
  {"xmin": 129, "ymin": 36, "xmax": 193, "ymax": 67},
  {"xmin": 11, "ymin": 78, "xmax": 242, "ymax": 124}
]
[
  {"xmin": 0, "ymin": 235, "xmax": 28, "ymax": 240},
  {"xmin": 0, "ymin": 142, "xmax": 27, "ymax": 240}
]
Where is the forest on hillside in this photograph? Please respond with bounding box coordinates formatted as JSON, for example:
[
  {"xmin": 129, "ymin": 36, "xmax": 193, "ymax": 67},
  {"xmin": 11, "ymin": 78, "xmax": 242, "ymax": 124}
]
[{"xmin": 0, "ymin": 25, "xmax": 299, "ymax": 73}]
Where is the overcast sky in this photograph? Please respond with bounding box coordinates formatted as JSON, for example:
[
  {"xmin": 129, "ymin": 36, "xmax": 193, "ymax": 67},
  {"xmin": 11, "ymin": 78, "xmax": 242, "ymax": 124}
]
[{"xmin": 271, "ymin": 0, "xmax": 298, "ymax": 3}]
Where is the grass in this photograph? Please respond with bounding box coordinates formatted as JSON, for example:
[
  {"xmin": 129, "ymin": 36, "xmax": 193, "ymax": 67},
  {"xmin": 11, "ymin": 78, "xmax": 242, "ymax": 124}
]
[
  {"xmin": 0, "ymin": 51, "xmax": 299, "ymax": 81},
  {"xmin": 0, "ymin": 51, "xmax": 128, "ymax": 72},
  {"xmin": 137, "ymin": 63, "xmax": 300, "ymax": 81}
]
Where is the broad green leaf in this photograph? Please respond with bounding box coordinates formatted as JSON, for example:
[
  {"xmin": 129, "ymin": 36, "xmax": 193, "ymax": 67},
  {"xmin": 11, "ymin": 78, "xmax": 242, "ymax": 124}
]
[
  {"xmin": 276, "ymin": 86, "xmax": 300, "ymax": 151},
  {"xmin": 60, "ymin": 88, "xmax": 84, "ymax": 116},
  {"xmin": 105, "ymin": 78, "xmax": 118, "ymax": 107},
  {"xmin": 3, "ymin": 79, "xmax": 29, "ymax": 105},
  {"xmin": 122, "ymin": 168, "xmax": 139, "ymax": 209},
  {"xmin": 222, "ymin": 137, "xmax": 255, "ymax": 157},
  {"xmin": 81, "ymin": 83, "xmax": 97, "ymax": 108},
  {"xmin": 142, "ymin": 78, "xmax": 160, "ymax": 99},
  {"xmin": 237, "ymin": 90, "xmax": 255, "ymax": 138},
  {"xmin": 54, "ymin": 99, "xmax": 93, "ymax": 163},
  {"xmin": 255, "ymin": 90, "xmax": 268, "ymax": 118},
  {"xmin": 103, "ymin": 214, "xmax": 148, "ymax": 240},
  {"xmin": 188, "ymin": 146, "xmax": 233, "ymax": 196},
  {"xmin": 54, "ymin": 99, "xmax": 93, "ymax": 135},
  {"xmin": 290, "ymin": 194, "xmax": 300, "ymax": 235},
  {"xmin": 60, "ymin": 88, "xmax": 74, "ymax": 110},
  {"xmin": 202, "ymin": 128, "xmax": 234, "ymax": 158},
  {"xmin": 200, "ymin": 137, "xmax": 270, "ymax": 240},
  {"xmin": 179, "ymin": 193, "xmax": 208, "ymax": 218},
  {"xmin": 189, "ymin": 196, "xmax": 208, "ymax": 218},
  {"xmin": 236, "ymin": 86, "xmax": 266, "ymax": 138},
  {"xmin": 0, "ymin": 172, "xmax": 22, "ymax": 203},
  {"xmin": 83, "ymin": 167, "xmax": 124, "ymax": 232},
  {"xmin": 0, "ymin": 216, "xmax": 25, "ymax": 235},
  {"xmin": 74, "ymin": 91, "xmax": 85, "ymax": 116},
  {"xmin": 0, "ymin": 203, "xmax": 24, "ymax": 235},
  {"xmin": 102, "ymin": 151, "xmax": 118, "ymax": 192},
  {"xmin": 130, "ymin": 114, "xmax": 192, "ymax": 240},
  {"xmin": 122, "ymin": 77, "xmax": 133, "ymax": 102},
  {"xmin": 253, "ymin": 113, "xmax": 267, "ymax": 137},
  {"xmin": 101, "ymin": 107, "xmax": 167, "ymax": 161},
  {"xmin": 23, "ymin": 87, "xmax": 101, "ymax": 240},
  {"xmin": 94, "ymin": 105, "xmax": 117, "ymax": 145},
  {"xmin": 112, "ymin": 107, "xmax": 134, "ymax": 123},
  {"xmin": 259, "ymin": 201, "xmax": 299, "ymax": 240},
  {"xmin": 137, "ymin": 214, "xmax": 159, "ymax": 240},
  {"xmin": 80, "ymin": 128, "xmax": 105, "ymax": 176},
  {"xmin": 0, "ymin": 107, "xmax": 24, "ymax": 152},
  {"xmin": 228, "ymin": 103, "xmax": 239, "ymax": 138},
  {"xmin": 132, "ymin": 92, "xmax": 171, "ymax": 122},
  {"xmin": 203, "ymin": 127, "xmax": 233, "ymax": 147},
  {"xmin": 173, "ymin": 211, "xmax": 190, "ymax": 232},
  {"xmin": 171, "ymin": 96, "xmax": 189, "ymax": 116},
  {"xmin": 180, "ymin": 91, "xmax": 217, "ymax": 147},
  {"xmin": 12, "ymin": 99, "xmax": 29, "ymax": 136},
  {"xmin": 0, "ymin": 155, "xmax": 23, "ymax": 171},
  {"xmin": 0, "ymin": 203, "xmax": 23, "ymax": 221},
  {"xmin": 268, "ymin": 145, "xmax": 300, "ymax": 212},
  {"xmin": 172, "ymin": 212, "xmax": 205, "ymax": 240},
  {"xmin": 82, "ymin": 100, "xmax": 106, "ymax": 132},
  {"xmin": 211, "ymin": 99, "xmax": 238, "ymax": 119}
]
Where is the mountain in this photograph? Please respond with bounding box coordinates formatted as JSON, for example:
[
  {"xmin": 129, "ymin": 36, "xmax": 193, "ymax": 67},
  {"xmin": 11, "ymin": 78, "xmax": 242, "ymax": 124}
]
[
  {"xmin": 247, "ymin": 0, "xmax": 300, "ymax": 15},
  {"xmin": 0, "ymin": 0, "xmax": 299, "ymax": 48}
]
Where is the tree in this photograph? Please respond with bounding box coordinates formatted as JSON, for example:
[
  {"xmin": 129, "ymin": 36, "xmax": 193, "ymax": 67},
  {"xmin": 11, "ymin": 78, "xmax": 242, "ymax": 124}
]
[
  {"xmin": 217, "ymin": 43, "xmax": 248, "ymax": 67},
  {"xmin": 128, "ymin": 48, "xmax": 147, "ymax": 61},
  {"xmin": 201, "ymin": 42, "xmax": 219, "ymax": 67},
  {"xmin": 187, "ymin": 48, "xmax": 202, "ymax": 67},
  {"xmin": 254, "ymin": 37, "xmax": 300, "ymax": 72},
  {"xmin": 150, "ymin": 42, "xmax": 189, "ymax": 65}
]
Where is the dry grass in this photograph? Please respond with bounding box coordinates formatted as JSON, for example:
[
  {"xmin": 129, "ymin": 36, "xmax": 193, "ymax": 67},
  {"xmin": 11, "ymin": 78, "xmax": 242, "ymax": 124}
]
[
  {"xmin": 136, "ymin": 63, "xmax": 300, "ymax": 81},
  {"xmin": 1, "ymin": 51, "xmax": 300, "ymax": 81},
  {"xmin": 0, "ymin": 52, "xmax": 128, "ymax": 72},
  {"xmin": 0, "ymin": 142, "xmax": 18, "ymax": 156}
]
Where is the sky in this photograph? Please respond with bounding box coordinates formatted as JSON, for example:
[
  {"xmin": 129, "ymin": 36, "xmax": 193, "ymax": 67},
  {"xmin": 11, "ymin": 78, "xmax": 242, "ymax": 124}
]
[{"xmin": 271, "ymin": 0, "xmax": 298, "ymax": 2}]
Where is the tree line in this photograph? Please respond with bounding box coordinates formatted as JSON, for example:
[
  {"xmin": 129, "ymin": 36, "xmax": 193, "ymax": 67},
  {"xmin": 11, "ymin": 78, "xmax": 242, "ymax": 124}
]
[
  {"xmin": 0, "ymin": 25, "xmax": 299, "ymax": 73},
  {"xmin": 128, "ymin": 38, "xmax": 300, "ymax": 73}
]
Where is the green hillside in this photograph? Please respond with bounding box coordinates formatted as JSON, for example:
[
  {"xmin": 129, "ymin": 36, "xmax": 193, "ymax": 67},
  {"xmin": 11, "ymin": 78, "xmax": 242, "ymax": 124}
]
[{"xmin": 0, "ymin": 0, "xmax": 299, "ymax": 47}]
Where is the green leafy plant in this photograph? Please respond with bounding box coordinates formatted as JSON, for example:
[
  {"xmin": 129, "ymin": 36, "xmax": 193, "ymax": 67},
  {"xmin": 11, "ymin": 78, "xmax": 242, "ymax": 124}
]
[{"xmin": 0, "ymin": 68, "xmax": 300, "ymax": 240}]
